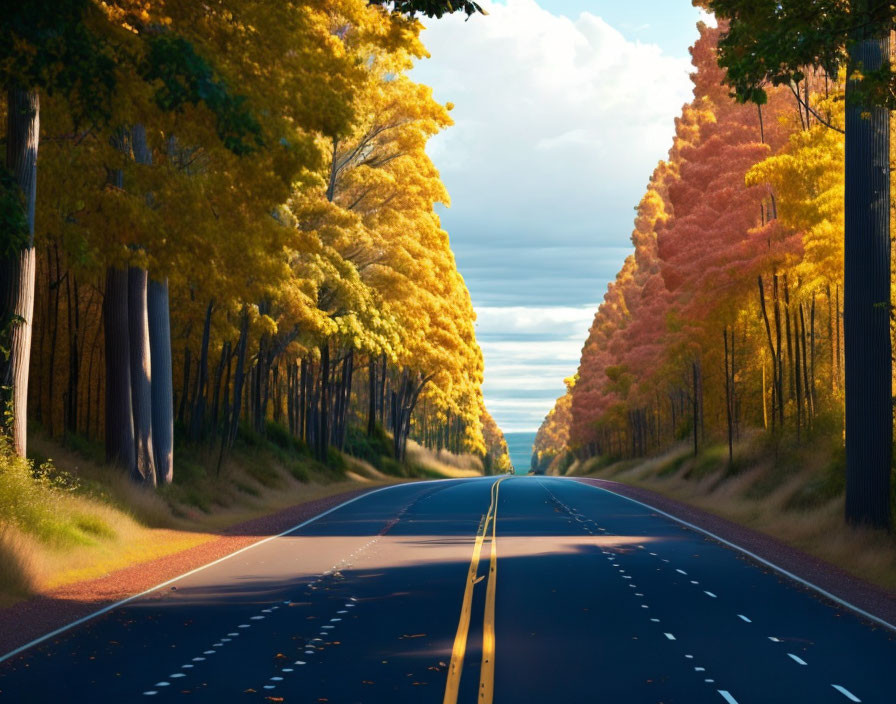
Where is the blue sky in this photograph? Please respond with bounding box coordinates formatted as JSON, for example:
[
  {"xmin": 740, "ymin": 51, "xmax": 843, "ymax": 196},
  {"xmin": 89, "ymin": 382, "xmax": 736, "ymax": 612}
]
[{"xmin": 412, "ymin": 0, "xmax": 711, "ymax": 433}]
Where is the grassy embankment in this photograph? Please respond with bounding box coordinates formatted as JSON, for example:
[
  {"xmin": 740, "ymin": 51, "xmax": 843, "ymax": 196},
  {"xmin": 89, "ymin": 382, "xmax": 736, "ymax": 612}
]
[
  {"xmin": 567, "ymin": 421, "xmax": 896, "ymax": 593},
  {"xmin": 0, "ymin": 425, "xmax": 482, "ymax": 608}
]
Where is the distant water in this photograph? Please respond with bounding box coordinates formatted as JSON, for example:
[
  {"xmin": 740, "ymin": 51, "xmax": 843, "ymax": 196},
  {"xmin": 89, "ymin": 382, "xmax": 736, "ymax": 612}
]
[{"xmin": 504, "ymin": 431, "xmax": 537, "ymax": 474}]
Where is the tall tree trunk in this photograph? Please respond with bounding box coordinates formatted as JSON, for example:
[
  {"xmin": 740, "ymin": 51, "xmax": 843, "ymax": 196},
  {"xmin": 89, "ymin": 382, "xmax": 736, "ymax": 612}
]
[
  {"xmin": 0, "ymin": 88, "xmax": 39, "ymax": 456},
  {"xmin": 211, "ymin": 340, "xmax": 230, "ymax": 433},
  {"xmin": 827, "ymin": 283, "xmax": 836, "ymax": 392},
  {"xmin": 843, "ymin": 30, "xmax": 892, "ymax": 528},
  {"xmin": 221, "ymin": 341, "xmax": 233, "ymax": 435},
  {"xmin": 783, "ymin": 275, "xmax": 795, "ymax": 398},
  {"xmin": 318, "ymin": 343, "xmax": 330, "ymax": 461},
  {"xmin": 103, "ymin": 267, "xmax": 135, "ymax": 472},
  {"xmin": 85, "ymin": 305, "xmax": 102, "ymax": 440},
  {"xmin": 148, "ymin": 278, "xmax": 173, "ymax": 485},
  {"xmin": 226, "ymin": 307, "xmax": 249, "ymax": 449},
  {"xmin": 65, "ymin": 273, "xmax": 80, "ymax": 435},
  {"xmin": 835, "ymin": 284, "xmax": 843, "ymax": 389},
  {"xmin": 189, "ymin": 298, "xmax": 214, "ymax": 441},
  {"xmin": 367, "ymin": 357, "xmax": 377, "ymax": 435},
  {"xmin": 772, "ymin": 274, "xmax": 785, "ymax": 425},
  {"xmin": 128, "ymin": 267, "xmax": 156, "ymax": 485},
  {"xmin": 177, "ymin": 347, "xmax": 191, "ymax": 425},
  {"xmin": 300, "ymin": 358, "xmax": 308, "ymax": 442},
  {"xmin": 724, "ymin": 328, "xmax": 733, "ymax": 464},
  {"xmin": 793, "ymin": 312, "xmax": 802, "ymax": 442},
  {"xmin": 46, "ymin": 244, "xmax": 61, "ymax": 436},
  {"xmin": 692, "ymin": 361, "xmax": 699, "ymax": 457},
  {"xmin": 377, "ymin": 354, "xmax": 387, "ymax": 425},
  {"xmin": 810, "ymin": 295, "xmax": 817, "ymax": 409},
  {"xmin": 800, "ymin": 302, "xmax": 813, "ymax": 425}
]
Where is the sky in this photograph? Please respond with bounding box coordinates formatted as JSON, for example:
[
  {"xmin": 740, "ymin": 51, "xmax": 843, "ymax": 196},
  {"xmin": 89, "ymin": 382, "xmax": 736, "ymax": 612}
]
[{"xmin": 412, "ymin": 0, "xmax": 712, "ymax": 435}]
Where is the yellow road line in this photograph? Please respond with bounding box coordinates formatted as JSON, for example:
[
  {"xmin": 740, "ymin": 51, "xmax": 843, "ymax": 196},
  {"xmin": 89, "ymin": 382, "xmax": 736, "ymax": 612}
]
[
  {"xmin": 478, "ymin": 477, "xmax": 505, "ymax": 702},
  {"xmin": 443, "ymin": 478, "xmax": 504, "ymax": 704}
]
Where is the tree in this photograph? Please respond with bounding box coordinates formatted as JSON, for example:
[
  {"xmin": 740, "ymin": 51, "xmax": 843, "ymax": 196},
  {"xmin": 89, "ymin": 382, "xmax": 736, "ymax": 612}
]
[
  {"xmin": 0, "ymin": 0, "xmax": 114, "ymax": 456},
  {"xmin": 368, "ymin": 0, "xmax": 486, "ymax": 18},
  {"xmin": 701, "ymin": 0, "xmax": 892, "ymax": 528}
]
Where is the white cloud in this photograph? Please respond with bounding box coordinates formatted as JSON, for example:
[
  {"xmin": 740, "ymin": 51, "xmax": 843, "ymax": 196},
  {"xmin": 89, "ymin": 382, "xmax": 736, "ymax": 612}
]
[{"xmin": 413, "ymin": 0, "xmax": 695, "ymax": 432}]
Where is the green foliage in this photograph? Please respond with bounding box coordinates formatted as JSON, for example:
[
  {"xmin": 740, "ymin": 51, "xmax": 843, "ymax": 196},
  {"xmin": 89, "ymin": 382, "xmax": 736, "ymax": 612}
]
[
  {"xmin": 326, "ymin": 447, "xmax": 347, "ymax": 475},
  {"xmin": 0, "ymin": 0, "xmax": 116, "ymax": 121},
  {"xmin": 657, "ymin": 451, "xmax": 691, "ymax": 478},
  {"xmin": 142, "ymin": 34, "xmax": 262, "ymax": 155},
  {"xmin": 344, "ymin": 424, "xmax": 395, "ymax": 471},
  {"xmin": 786, "ymin": 447, "xmax": 847, "ymax": 510},
  {"xmin": 705, "ymin": 0, "xmax": 895, "ymax": 108},
  {"xmin": 369, "ymin": 0, "xmax": 486, "ymax": 18},
  {"xmin": 265, "ymin": 421, "xmax": 310, "ymax": 456},
  {"xmin": 0, "ymin": 167, "xmax": 29, "ymax": 256},
  {"xmin": 0, "ymin": 434, "xmax": 115, "ymax": 546}
]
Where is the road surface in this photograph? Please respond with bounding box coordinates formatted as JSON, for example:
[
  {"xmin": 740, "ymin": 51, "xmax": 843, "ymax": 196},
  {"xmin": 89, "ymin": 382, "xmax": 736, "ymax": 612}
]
[{"xmin": 1, "ymin": 476, "xmax": 894, "ymax": 702}]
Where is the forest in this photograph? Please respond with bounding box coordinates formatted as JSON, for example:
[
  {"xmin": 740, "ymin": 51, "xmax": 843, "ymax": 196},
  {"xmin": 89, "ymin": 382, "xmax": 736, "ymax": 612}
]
[
  {"xmin": 535, "ymin": 6, "xmax": 896, "ymax": 533},
  {"xmin": 0, "ymin": 0, "xmax": 511, "ymax": 570}
]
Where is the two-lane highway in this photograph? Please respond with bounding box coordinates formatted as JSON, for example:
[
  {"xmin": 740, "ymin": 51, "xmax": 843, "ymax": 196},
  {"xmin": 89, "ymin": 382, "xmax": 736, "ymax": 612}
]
[{"xmin": 1, "ymin": 476, "xmax": 894, "ymax": 702}]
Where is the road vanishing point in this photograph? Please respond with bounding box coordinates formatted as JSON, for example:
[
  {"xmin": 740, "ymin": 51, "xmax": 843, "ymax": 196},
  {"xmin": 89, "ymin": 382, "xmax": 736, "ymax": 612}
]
[{"xmin": 1, "ymin": 477, "xmax": 894, "ymax": 703}]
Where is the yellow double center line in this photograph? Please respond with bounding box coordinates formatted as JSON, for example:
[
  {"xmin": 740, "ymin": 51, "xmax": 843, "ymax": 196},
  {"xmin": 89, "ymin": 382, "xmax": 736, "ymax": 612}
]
[{"xmin": 443, "ymin": 477, "xmax": 509, "ymax": 704}]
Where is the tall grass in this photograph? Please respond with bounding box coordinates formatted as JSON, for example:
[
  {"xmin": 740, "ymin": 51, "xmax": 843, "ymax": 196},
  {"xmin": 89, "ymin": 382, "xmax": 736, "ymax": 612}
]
[{"xmin": 584, "ymin": 431, "xmax": 896, "ymax": 591}]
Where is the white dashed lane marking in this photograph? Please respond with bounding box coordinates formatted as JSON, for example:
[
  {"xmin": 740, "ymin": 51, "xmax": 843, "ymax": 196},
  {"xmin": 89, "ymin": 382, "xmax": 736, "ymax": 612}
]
[
  {"xmin": 737, "ymin": 614, "xmax": 752, "ymax": 623},
  {"xmin": 718, "ymin": 690, "xmax": 739, "ymax": 704},
  {"xmin": 664, "ymin": 633, "xmax": 676, "ymax": 640},
  {"xmin": 787, "ymin": 653, "xmax": 807, "ymax": 666},
  {"xmin": 704, "ymin": 591, "xmax": 717, "ymax": 598},
  {"xmin": 832, "ymin": 685, "xmax": 861, "ymax": 702}
]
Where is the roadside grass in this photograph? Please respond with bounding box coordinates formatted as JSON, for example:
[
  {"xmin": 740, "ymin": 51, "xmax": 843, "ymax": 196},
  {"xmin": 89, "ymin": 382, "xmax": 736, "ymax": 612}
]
[
  {"xmin": 578, "ymin": 430, "xmax": 896, "ymax": 592},
  {"xmin": 0, "ymin": 426, "xmax": 386, "ymax": 605},
  {"xmin": 0, "ymin": 423, "xmax": 487, "ymax": 606},
  {"xmin": 405, "ymin": 440, "xmax": 485, "ymax": 478}
]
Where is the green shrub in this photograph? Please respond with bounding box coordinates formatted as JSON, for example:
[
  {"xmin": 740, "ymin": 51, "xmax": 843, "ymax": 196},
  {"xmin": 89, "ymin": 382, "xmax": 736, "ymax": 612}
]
[
  {"xmin": 0, "ymin": 435, "xmax": 114, "ymax": 546},
  {"xmin": 326, "ymin": 447, "xmax": 347, "ymax": 475}
]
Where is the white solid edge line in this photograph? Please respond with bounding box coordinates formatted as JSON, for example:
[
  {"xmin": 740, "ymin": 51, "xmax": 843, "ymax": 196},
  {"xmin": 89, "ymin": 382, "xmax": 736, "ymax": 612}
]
[
  {"xmin": 573, "ymin": 480, "xmax": 896, "ymax": 635},
  {"xmin": 0, "ymin": 477, "xmax": 479, "ymax": 664}
]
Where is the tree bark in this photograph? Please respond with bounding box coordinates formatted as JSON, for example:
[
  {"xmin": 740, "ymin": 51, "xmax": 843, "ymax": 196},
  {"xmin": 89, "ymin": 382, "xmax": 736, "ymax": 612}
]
[
  {"xmin": 211, "ymin": 340, "xmax": 230, "ymax": 433},
  {"xmin": 226, "ymin": 307, "xmax": 250, "ymax": 449},
  {"xmin": 843, "ymin": 31, "xmax": 892, "ymax": 528},
  {"xmin": 724, "ymin": 328, "xmax": 733, "ymax": 464},
  {"xmin": 692, "ymin": 361, "xmax": 699, "ymax": 457},
  {"xmin": 148, "ymin": 278, "xmax": 173, "ymax": 484},
  {"xmin": 103, "ymin": 267, "xmax": 135, "ymax": 472},
  {"xmin": 128, "ymin": 267, "xmax": 156, "ymax": 485},
  {"xmin": 189, "ymin": 298, "xmax": 214, "ymax": 441},
  {"xmin": 177, "ymin": 347, "xmax": 191, "ymax": 425},
  {"xmin": 367, "ymin": 357, "xmax": 377, "ymax": 436},
  {"xmin": 318, "ymin": 343, "xmax": 330, "ymax": 461},
  {"xmin": 65, "ymin": 273, "xmax": 80, "ymax": 435},
  {"xmin": 0, "ymin": 88, "xmax": 39, "ymax": 456}
]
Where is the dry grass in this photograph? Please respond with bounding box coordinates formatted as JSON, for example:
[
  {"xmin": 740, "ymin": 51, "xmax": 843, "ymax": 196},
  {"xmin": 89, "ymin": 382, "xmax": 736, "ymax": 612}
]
[
  {"xmin": 582, "ymin": 438, "xmax": 896, "ymax": 592},
  {"xmin": 0, "ymin": 431, "xmax": 401, "ymax": 605},
  {"xmin": 406, "ymin": 440, "xmax": 485, "ymax": 478}
]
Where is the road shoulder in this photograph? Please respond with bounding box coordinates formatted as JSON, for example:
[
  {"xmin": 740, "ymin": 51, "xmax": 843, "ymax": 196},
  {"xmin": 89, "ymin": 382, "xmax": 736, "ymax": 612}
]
[
  {"xmin": 576, "ymin": 477, "xmax": 896, "ymax": 633},
  {"xmin": 0, "ymin": 485, "xmax": 384, "ymax": 659}
]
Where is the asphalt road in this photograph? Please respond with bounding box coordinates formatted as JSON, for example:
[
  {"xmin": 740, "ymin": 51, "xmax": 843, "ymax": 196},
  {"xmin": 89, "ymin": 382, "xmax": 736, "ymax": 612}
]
[{"xmin": 1, "ymin": 476, "xmax": 894, "ymax": 703}]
